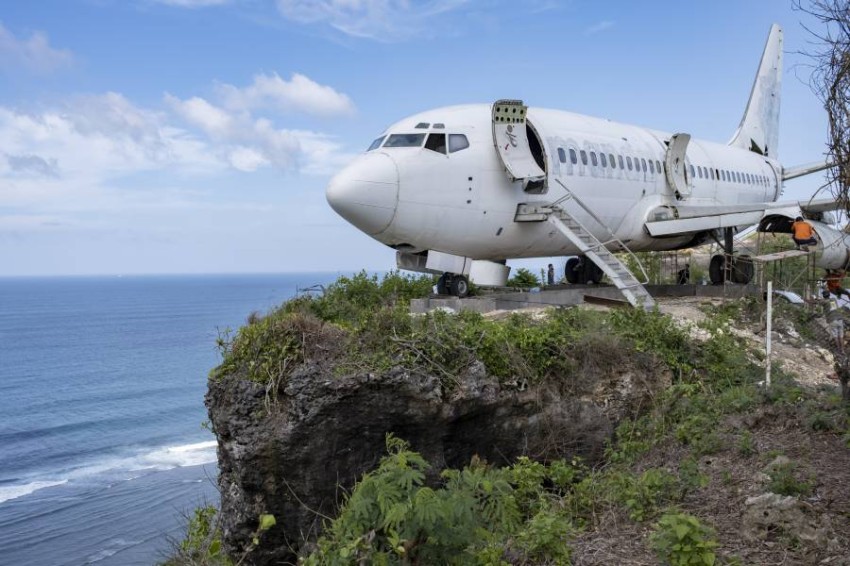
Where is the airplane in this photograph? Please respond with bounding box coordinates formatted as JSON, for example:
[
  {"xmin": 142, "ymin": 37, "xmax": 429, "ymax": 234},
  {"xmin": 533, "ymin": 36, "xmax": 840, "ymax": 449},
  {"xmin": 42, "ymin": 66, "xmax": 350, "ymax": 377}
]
[{"xmin": 326, "ymin": 23, "xmax": 846, "ymax": 307}]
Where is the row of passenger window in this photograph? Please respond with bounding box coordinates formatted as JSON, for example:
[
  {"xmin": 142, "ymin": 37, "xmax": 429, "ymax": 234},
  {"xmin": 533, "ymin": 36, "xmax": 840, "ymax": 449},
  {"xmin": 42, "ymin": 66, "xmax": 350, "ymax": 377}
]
[
  {"xmin": 558, "ymin": 147, "xmax": 662, "ymax": 175},
  {"xmin": 687, "ymin": 164, "xmax": 771, "ymax": 188},
  {"xmin": 558, "ymin": 146, "xmax": 773, "ymax": 188},
  {"xmin": 367, "ymin": 133, "xmax": 470, "ymax": 154}
]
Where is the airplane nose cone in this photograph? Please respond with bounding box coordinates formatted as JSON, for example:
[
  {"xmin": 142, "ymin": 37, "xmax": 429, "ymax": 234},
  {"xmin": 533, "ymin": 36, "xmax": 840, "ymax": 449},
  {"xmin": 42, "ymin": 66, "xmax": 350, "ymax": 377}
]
[{"xmin": 326, "ymin": 152, "xmax": 399, "ymax": 235}]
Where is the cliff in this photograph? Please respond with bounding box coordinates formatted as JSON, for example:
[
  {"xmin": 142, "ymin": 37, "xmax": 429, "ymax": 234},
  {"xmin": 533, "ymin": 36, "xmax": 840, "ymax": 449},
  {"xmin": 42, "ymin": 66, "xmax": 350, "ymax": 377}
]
[
  {"xmin": 196, "ymin": 274, "xmax": 850, "ymax": 566},
  {"xmin": 206, "ymin": 312, "xmax": 669, "ymax": 564}
]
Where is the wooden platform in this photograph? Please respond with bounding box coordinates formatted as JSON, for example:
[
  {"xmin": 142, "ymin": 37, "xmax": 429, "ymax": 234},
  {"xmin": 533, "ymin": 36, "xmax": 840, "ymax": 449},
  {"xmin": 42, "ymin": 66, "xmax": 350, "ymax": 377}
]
[{"xmin": 750, "ymin": 249, "xmax": 811, "ymax": 262}]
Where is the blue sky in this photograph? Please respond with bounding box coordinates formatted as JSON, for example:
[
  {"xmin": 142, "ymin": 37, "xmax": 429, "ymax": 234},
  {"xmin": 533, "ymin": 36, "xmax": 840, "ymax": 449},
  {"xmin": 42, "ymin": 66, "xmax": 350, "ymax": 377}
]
[{"xmin": 0, "ymin": 0, "xmax": 834, "ymax": 275}]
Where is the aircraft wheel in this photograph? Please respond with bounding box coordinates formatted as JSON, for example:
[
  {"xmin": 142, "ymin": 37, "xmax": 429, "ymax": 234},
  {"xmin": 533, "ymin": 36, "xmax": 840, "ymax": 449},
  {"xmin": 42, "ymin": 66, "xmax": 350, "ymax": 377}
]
[
  {"xmin": 450, "ymin": 275, "xmax": 469, "ymax": 298},
  {"xmin": 584, "ymin": 261, "xmax": 604, "ymax": 284},
  {"xmin": 437, "ymin": 273, "xmax": 449, "ymax": 295},
  {"xmin": 565, "ymin": 257, "xmax": 582, "ymax": 284},
  {"xmin": 732, "ymin": 256, "xmax": 754, "ymax": 284},
  {"xmin": 709, "ymin": 255, "xmax": 726, "ymax": 285}
]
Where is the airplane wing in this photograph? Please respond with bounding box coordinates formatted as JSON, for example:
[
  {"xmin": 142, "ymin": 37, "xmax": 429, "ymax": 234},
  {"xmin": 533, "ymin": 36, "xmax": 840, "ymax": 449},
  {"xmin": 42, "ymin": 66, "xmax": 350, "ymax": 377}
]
[{"xmin": 645, "ymin": 197, "xmax": 845, "ymax": 237}]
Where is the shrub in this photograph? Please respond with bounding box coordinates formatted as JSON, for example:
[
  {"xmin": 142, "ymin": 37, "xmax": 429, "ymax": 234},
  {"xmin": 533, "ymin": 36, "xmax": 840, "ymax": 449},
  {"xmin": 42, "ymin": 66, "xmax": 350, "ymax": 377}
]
[
  {"xmin": 650, "ymin": 512, "xmax": 719, "ymax": 566},
  {"xmin": 163, "ymin": 505, "xmax": 230, "ymax": 566},
  {"xmin": 507, "ymin": 267, "xmax": 540, "ymax": 288},
  {"xmin": 767, "ymin": 461, "xmax": 813, "ymax": 497},
  {"xmin": 305, "ymin": 437, "xmax": 583, "ymax": 565}
]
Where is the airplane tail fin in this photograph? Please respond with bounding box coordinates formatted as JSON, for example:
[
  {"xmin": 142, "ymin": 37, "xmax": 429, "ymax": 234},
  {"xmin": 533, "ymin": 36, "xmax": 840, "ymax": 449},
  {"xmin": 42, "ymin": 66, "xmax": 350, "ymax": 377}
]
[{"xmin": 728, "ymin": 24, "xmax": 783, "ymax": 159}]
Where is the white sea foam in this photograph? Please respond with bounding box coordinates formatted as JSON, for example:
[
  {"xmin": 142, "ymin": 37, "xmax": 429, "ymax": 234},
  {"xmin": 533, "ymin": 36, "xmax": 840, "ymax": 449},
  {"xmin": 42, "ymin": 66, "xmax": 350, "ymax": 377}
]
[
  {"xmin": 0, "ymin": 480, "xmax": 68, "ymax": 504},
  {"xmin": 134, "ymin": 440, "xmax": 218, "ymax": 470},
  {"xmin": 0, "ymin": 440, "xmax": 217, "ymax": 506}
]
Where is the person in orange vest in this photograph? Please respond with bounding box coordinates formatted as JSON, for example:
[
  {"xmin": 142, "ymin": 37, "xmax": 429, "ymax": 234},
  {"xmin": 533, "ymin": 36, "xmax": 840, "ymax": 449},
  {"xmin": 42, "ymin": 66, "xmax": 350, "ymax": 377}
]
[
  {"xmin": 791, "ymin": 216, "xmax": 817, "ymax": 250},
  {"xmin": 825, "ymin": 269, "xmax": 850, "ymax": 300}
]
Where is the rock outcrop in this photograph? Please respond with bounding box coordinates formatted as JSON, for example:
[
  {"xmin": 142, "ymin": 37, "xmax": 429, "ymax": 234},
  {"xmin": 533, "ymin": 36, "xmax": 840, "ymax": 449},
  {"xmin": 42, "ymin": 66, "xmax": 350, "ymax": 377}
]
[{"xmin": 206, "ymin": 358, "xmax": 669, "ymax": 564}]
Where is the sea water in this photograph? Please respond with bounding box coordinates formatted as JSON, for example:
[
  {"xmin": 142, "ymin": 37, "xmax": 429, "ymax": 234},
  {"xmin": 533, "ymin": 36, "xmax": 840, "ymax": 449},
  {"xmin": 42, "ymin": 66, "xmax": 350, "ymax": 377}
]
[{"xmin": 0, "ymin": 273, "xmax": 342, "ymax": 565}]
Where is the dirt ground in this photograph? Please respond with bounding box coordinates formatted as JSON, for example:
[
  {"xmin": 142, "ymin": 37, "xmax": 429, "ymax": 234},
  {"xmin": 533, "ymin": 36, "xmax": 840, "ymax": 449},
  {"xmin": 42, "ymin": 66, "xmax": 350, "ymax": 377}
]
[
  {"xmin": 656, "ymin": 297, "xmax": 838, "ymax": 389},
  {"xmin": 576, "ymin": 297, "xmax": 850, "ymax": 565}
]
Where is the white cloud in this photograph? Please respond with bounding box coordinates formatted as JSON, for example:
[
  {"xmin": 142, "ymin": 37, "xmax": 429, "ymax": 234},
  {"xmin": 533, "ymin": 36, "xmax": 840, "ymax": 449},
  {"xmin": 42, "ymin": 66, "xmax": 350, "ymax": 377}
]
[
  {"xmin": 228, "ymin": 146, "xmax": 268, "ymax": 172},
  {"xmin": 164, "ymin": 94, "xmax": 234, "ymax": 137},
  {"xmin": 0, "ymin": 22, "xmax": 73, "ymax": 73},
  {"xmin": 217, "ymin": 72, "xmax": 355, "ymax": 117},
  {"xmin": 276, "ymin": 0, "xmax": 470, "ymax": 41},
  {"xmin": 151, "ymin": 0, "xmax": 230, "ymax": 7}
]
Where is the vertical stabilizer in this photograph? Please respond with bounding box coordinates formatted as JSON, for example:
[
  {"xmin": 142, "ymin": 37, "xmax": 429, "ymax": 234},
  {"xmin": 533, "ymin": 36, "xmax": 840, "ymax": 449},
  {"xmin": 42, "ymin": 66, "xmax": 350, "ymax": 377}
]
[{"xmin": 728, "ymin": 24, "xmax": 783, "ymax": 158}]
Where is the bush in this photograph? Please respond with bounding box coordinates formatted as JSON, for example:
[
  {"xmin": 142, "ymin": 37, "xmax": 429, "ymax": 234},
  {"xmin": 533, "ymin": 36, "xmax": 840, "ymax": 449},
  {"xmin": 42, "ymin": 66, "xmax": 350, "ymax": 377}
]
[
  {"xmin": 507, "ymin": 267, "xmax": 540, "ymax": 288},
  {"xmin": 767, "ymin": 461, "xmax": 813, "ymax": 497},
  {"xmin": 304, "ymin": 436, "xmax": 580, "ymax": 565},
  {"xmin": 162, "ymin": 505, "xmax": 230, "ymax": 566},
  {"xmin": 650, "ymin": 512, "xmax": 719, "ymax": 566}
]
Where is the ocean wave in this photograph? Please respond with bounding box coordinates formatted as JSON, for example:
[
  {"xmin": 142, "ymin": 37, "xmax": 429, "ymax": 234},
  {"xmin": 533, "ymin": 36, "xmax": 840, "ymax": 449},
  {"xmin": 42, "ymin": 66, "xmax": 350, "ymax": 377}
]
[
  {"xmin": 68, "ymin": 440, "xmax": 219, "ymax": 479},
  {"xmin": 0, "ymin": 480, "xmax": 68, "ymax": 504},
  {"xmin": 0, "ymin": 440, "xmax": 217, "ymax": 506},
  {"xmin": 133, "ymin": 440, "xmax": 218, "ymax": 471}
]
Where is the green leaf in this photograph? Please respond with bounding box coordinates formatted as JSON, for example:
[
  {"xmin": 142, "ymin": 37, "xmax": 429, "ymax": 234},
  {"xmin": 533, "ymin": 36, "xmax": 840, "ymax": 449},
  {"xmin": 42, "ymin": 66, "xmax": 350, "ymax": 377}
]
[
  {"xmin": 259, "ymin": 513, "xmax": 277, "ymax": 531},
  {"xmin": 252, "ymin": 536, "xmax": 259, "ymax": 546},
  {"xmin": 702, "ymin": 551, "xmax": 716, "ymax": 565},
  {"xmin": 674, "ymin": 524, "xmax": 690, "ymax": 540},
  {"xmin": 209, "ymin": 539, "xmax": 221, "ymax": 556}
]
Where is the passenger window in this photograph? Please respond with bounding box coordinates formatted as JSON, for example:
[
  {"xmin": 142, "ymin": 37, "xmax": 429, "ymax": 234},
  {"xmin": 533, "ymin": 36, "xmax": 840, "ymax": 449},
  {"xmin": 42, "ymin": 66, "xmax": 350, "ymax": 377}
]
[
  {"xmin": 425, "ymin": 133, "xmax": 447, "ymax": 154},
  {"xmin": 591, "ymin": 152, "xmax": 598, "ymax": 166},
  {"xmin": 609, "ymin": 154, "xmax": 616, "ymax": 168},
  {"xmin": 580, "ymin": 150, "xmax": 588, "ymax": 165},
  {"xmin": 367, "ymin": 136, "xmax": 385, "ymax": 151},
  {"xmin": 448, "ymin": 134, "xmax": 469, "ymax": 153},
  {"xmin": 618, "ymin": 155, "xmax": 625, "ymax": 169},
  {"xmin": 569, "ymin": 148, "xmax": 578, "ymax": 164},
  {"xmin": 558, "ymin": 148, "xmax": 567, "ymax": 163},
  {"xmin": 641, "ymin": 158, "xmax": 647, "ymax": 172},
  {"xmin": 385, "ymin": 133, "xmax": 426, "ymax": 147},
  {"xmin": 626, "ymin": 156, "xmax": 633, "ymax": 170},
  {"xmin": 600, "ymin": 153, "xmax": 607, "ymax": 167},
  {"xmin": 688, "ymin": 164, "xmax": 695, "ymax": 178},
  {"xmin": 649, "ymin": 160, "xmax": 655, "ymax": 174},
  {"xmin": 656, "ymin": 160, "xmax": 662, "ymax": 173}
]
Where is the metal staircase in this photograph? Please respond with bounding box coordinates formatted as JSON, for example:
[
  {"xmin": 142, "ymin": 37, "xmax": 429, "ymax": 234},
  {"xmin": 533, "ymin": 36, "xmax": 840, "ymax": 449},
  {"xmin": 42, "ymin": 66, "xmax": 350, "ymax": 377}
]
[{"xmin": 514, "ymin": 182, "xmax": 656, "ymax": 310}]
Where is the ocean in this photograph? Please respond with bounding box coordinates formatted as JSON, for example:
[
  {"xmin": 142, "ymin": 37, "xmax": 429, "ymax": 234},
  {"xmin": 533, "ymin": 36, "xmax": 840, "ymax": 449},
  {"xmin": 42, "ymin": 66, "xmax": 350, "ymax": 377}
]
[{"xmin": 0, "ymin": 273, "xmax": 343, "ymax": 565}]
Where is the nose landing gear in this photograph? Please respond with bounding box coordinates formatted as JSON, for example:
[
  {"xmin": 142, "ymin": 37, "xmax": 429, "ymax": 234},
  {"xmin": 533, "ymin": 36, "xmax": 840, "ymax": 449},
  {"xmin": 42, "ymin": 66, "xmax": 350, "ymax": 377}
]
[{"xmin": 437, "ymin": 273, "xmax": 470, "ymax": 298}]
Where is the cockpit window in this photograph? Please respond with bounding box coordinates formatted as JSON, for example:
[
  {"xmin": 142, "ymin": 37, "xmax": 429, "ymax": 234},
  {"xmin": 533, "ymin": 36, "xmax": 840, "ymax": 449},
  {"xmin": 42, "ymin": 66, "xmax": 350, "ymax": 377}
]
[
  {"xmin": 367, "ymin": 136, "xmax": 385, "ymax": 151},
  {"xmin": 425, "ymin": 133, "xmax": 447, "ymax": 154},
  {"xmin": 384, "ymin": 133, "xmax": 426, "ymax": 147},
  {"xmin": 449, "ymin": 134, "xmax": 469, "ymax": 153},
  {"xmin": 415, "ymin": 122, "xmax": 430, "ymax": 129}
]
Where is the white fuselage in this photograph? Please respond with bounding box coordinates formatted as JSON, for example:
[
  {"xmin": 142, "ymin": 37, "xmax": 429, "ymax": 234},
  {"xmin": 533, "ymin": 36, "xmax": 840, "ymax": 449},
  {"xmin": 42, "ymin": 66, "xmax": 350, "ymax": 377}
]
[{"xmin": 326, "ymin": 104, "xmax": 783, "ymax": 262}]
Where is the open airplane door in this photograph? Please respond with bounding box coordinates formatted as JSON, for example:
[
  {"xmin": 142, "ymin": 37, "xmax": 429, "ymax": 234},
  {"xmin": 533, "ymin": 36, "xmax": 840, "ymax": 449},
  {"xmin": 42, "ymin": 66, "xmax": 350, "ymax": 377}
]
[
  {"xmin": 664, "ymin": 133, "xmax": 692, "ymax": 200},
  {"xmin": 492, "ymin": 100, "xmax": 545, "ymax": 187}
]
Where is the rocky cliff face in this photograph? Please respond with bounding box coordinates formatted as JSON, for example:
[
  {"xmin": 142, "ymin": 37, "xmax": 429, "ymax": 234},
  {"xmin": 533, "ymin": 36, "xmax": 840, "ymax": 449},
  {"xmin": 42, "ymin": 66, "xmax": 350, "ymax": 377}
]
[{"xmin": 206, "ymin": 354, "xmax": 669, "ymax": 564}]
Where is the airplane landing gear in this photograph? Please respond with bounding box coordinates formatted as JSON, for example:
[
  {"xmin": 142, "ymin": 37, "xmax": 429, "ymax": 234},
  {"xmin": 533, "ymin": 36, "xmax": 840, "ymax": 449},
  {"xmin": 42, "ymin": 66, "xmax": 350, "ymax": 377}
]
[
  {"xmin": 565, "ymin": 256, "xmax": 603, "ymax": 284},
  {"xmin": 708, "ymin": 254, "xmax": 754, "ymax": 284},
  {"xmin": 437, "ymin": 273, "xmax": 470, "ymax": 298}
]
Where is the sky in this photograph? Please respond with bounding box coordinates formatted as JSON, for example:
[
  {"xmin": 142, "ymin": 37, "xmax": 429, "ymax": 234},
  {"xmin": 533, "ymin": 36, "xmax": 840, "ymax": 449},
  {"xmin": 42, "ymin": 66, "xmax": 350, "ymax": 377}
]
[{"xmin": 0, "ymin": 0, "xmax": 837, "ymax": 276}]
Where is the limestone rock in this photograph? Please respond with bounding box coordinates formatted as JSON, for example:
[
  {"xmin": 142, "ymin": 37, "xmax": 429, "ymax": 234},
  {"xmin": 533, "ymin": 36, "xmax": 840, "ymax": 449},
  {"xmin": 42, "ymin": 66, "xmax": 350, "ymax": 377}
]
[
  {"xmin": 742, "ymin": 492, "xmax": 831, "ymax": 546},
  {"xmin": 207, "ymin": 359, "xmax": 667, "ymax": 564}
]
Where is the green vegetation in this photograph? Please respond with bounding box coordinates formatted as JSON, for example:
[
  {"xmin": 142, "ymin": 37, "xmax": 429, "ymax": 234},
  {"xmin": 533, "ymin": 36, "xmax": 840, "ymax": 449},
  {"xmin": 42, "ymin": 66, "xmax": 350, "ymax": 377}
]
[
  {"xmin": 163, "ymin": 505, "xmax": 230, "ymax": 566},
  {"xmin": 190, "ymin": 275, "xmax": 850, "ymax": 564},
  {"xmin": 507, "ymin": 267, "xmax": 541, "ymax": 288},
  {"xmin": 650, "ymin": 512, "xmax": 719, "ymax": 566}
]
